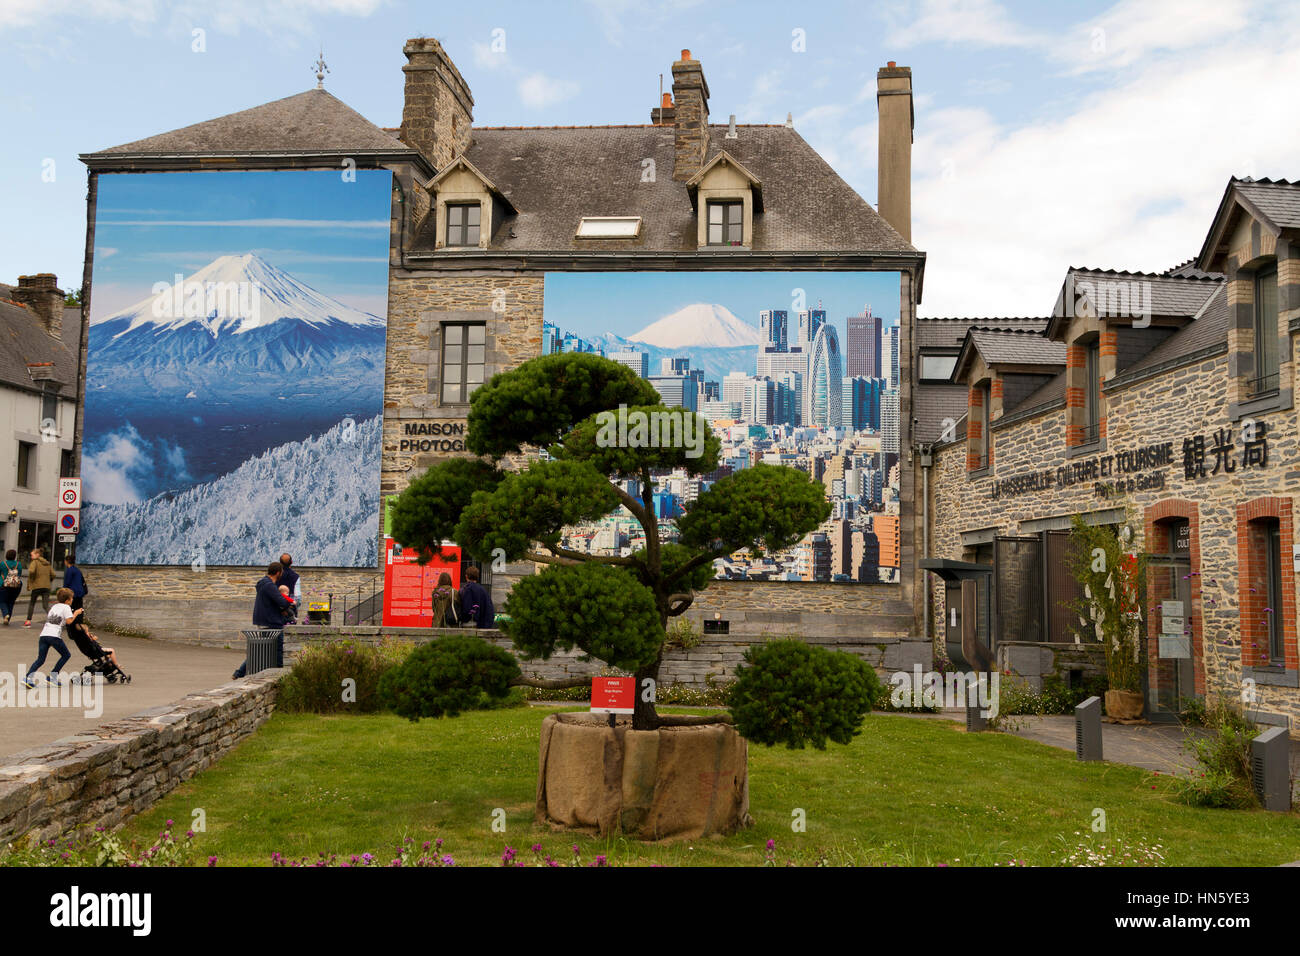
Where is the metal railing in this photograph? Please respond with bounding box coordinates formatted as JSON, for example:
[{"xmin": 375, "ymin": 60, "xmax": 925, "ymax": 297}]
[
  {"xmin": 1079, "ymin": 420, "xmax": 1101, "ymax": 445},
  {"xmin": 1246, "ymin": 371, "xmax": 1280, "ymax": 398},
  {"xmin": 328, "ymin": 574, "xmax": 385, "ymax": 626}
]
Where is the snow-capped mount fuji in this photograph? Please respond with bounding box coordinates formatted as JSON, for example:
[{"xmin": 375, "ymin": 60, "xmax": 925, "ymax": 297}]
[
  {"xmin": 92, "ymin": 252, "xmax": 385, "ymax": 338},
  {"xmin": 629, "ymin": 303, "xmax": 761, "ymax": 349},
  {"xmin": 87, "ymin": 253, "xmax": 387, "ymax": 381}
]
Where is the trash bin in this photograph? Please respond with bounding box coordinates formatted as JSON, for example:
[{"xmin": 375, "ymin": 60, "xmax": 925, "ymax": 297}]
[{"xmin": 241, "ymin": 628, "xmax": 284, "ymax": 675}]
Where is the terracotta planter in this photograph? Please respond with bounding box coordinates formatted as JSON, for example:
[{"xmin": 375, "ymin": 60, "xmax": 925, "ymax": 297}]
[
  {"xmin": 535, "ymin": 712, "xmax": 752, "ymax": 841},
  {"xmin": 1104, "ymin": 689, "xmax": 1144, "ymax": 720}
]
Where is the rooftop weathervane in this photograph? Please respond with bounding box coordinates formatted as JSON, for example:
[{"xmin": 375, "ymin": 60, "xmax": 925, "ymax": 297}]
[{"xmin": 313, "ymin": 48, "xmax": 330, "ymax": 89}]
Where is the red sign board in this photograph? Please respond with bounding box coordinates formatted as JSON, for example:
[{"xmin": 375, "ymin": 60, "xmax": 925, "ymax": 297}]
[
  {"xmin": 381, "ymin": 537, "xmax": 461, "ymax": 627},
  {"xmin": 590, "ymin": 676, "xmax": 636, "ymax": 715}
]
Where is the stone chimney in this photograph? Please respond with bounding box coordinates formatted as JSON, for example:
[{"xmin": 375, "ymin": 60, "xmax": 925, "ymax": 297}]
[
  {"xmin": 400, "ymin": 38, "xmax": 474, "ymax": 171},
  {"xmin": 12, "ymin": 274, "xmax": 65, "ymax": 340},
  {"xmin": 876, "ymin": 61, "xmax": 913, "ymax": 244},
  {"xmin": 671, "ymin": 50, "xmax": 710, "ymax": 182}
]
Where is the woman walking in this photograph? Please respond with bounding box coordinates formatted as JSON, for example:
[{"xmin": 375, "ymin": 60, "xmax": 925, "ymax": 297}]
[
  {"xmin": 430, "ymin": 572, "xmax": 462, "ymax": 628},
  {"xmin": 0, "ymin": 549, "xmax": 21, "ymax": 625},
  {"xmin": 23, "ymin": 548, "xmax": 53, "ymax": 627}
]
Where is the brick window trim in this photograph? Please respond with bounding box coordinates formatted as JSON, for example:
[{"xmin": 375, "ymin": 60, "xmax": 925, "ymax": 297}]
[
  {"xmin": 1235, "ymin": 496, "xmax": 1297, "ymax": 670},
  {"xmin": 1145, "ymin": 499, "xmax": 1205, "ymax": 695}
]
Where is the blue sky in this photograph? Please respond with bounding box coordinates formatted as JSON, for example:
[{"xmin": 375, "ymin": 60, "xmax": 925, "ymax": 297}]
[
  {"xmin": 545, "ymin": 271, "xmax": 900, "ymax": 342},
  {"xmin": 2, "ymin": 0, "xmax": 1297, "ymax": 316},
  {"xmin": 89, "ymin": 170, "xmax": 393, "ymax": 317}
]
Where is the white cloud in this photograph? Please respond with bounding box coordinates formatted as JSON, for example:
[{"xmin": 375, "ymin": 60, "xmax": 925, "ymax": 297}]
[
  {"xmin": 883, "ymin": 0, "xmax": 1044, "ymax": 49},
  {"xmin": 517, "ymin": 73, "xmax": 579, "ymax": 109},
  {"xmin": 1058, "ymin": 0, "xmax": 1256, "ymax": 74},
  {"xmin": 912, "ymin": 19, "xmax": 1300, "ymax": 317}
]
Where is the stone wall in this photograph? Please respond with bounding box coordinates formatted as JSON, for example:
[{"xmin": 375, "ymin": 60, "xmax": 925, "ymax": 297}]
[
  {"xmin": 291, "ymin": 616, "xmax": 930, "ymax": 689},
  {"xmin": 0, "ymin": 669, "xmax": 285, "ymax": 846},
  {"xmin": 927, "ymin": 341, "xmax": 1300, "ymax": 733}
]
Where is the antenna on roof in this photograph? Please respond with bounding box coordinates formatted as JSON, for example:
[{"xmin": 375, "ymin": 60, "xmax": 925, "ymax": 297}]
[{"xmin": 313, "ymin": 47, "xmax": 330, "ymax": 89}]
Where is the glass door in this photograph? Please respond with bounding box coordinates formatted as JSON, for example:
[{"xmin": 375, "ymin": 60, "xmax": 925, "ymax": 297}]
[{"xmin": 1147, "ymin": 555, "xmax": 1195, "ymax": 717}]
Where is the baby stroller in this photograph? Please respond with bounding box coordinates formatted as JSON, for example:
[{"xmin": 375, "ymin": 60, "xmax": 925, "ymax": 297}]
[{"xmin": 67, "ymin": 619, "xmax": 131, "ymax": 684}]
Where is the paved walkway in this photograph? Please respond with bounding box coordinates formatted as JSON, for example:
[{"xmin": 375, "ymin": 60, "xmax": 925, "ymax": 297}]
[
  {"xmin": 910, "ymin": 708, "xmax": 1300, "ymax": 779},
  {"xmin": 0, "ymin": 625, "xmax": 244, "ymax": 761}
]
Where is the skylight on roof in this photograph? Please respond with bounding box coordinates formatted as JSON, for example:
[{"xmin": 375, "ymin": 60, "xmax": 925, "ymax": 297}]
[{"xmin": 576, "ymin": 217, "xmax": 642, "ymax": 238}]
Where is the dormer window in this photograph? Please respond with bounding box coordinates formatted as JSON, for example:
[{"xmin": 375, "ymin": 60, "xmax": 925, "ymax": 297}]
[
  {"xmin": 687, "ymin": 151, "xmax": 762, "ymax": 250},
  {"xmin": 446, "ymin": 203, "xmax": 480, "ymax": 247},
  {"xmin": 1250, "ymin": 264, "xmax": 1279, "ymax": 397},
  {"xmin": 707, "ymin": 201, "xmax": 743, "ymax": 246}
]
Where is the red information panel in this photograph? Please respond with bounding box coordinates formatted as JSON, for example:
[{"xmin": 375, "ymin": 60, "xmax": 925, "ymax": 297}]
[
  {"xmin": 381, "ymin": 537, "xmax": 461, "ymax": 627},
  {"xmin": 590, "ymin": 676, "xmax": 636, "ymax": 715}
]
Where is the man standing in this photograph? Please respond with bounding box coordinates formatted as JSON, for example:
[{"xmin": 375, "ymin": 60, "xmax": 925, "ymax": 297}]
[
  {"xmin": 62, "ymin": 554, "xmax": 87, "ymax": 611},
  {"xmin": 233, "ymin": 561, "xmax": 293, "ymax": 679},
  {"xmin": 23, "ymin": 548, "xmax": 52, "ymax": 627},
  {"xmin": 459, "ymin": 566, "xmax": 495, "ymax": 629},
  {"xmin": 279, "ymin": 553, "xmax": 300, "ymax": 623}
]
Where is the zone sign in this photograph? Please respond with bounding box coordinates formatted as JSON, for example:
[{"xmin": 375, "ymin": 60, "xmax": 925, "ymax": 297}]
[{"xmin": 59, "ymin": 478, "xmax": 82, "ymax": 509}]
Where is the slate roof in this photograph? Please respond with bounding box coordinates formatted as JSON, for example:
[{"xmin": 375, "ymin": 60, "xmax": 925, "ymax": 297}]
[
  {"xmin": 81, "ymin": 89, "xmax": 431, "ymax": 174},
  {"xmin": 0, "ymin": 298, "xmax": 78, "ymax": 394},
  {"xmin": 1234, "ymin": 178, "xmax": 1300, "ymax": 229},
  {"xmin": 409, "ymin": 124, "xmax": 917, "ymax": 256},
  {"xmin": 964, "ymin": 327, "xmax": 1065, "ymax": 367},
  {"xmin": 1047, "ymin": 267, "xmax": 1222, "ymax": 338},
  {"xmin": 1002, "ymin": 372, "xmax": 1067, "ymax": 417},
  {"xmin": 1112, "ymin": 284, "xmax": 1229, "ymax": 383},
  {"xmin": 915, "ymin": 385, "xmax": 970, "ymax": 445},
  {"xmin": 1197, "ymin": 178, "xmax": 1300, "ymax": 271},
  {"xmin": 915, "ymin": 316, "xmax": 1046, "ymax": 351}
]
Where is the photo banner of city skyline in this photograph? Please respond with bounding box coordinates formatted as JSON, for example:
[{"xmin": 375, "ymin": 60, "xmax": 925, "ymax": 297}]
[{"xmin": 543, "ymin": 271, "xmax": 903, "ymax": 584}]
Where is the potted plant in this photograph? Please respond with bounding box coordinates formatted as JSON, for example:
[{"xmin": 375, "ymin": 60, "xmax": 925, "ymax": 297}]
[
  {"xmin": 1065, "ymin": 510, "xmax": 1146, "ymax": 720},
  {"xmin": 383, "ymin": 352, "xmax": 879, "ymax": 839}
]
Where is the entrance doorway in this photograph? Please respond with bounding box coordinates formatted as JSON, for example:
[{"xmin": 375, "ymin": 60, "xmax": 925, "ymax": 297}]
[{"xmin": 1147, "ymin": 518, "xmax": 1196, "ymax": 718}]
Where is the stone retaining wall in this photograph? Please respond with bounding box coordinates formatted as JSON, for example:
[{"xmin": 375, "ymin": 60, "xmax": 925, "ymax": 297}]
[
  {"xmin": 289, "ymin": 622, "xmax": 931, "ymax": 688},
  {"xmin": 0, "ymin": 669, "xmax": 286, "ymax": 847}
]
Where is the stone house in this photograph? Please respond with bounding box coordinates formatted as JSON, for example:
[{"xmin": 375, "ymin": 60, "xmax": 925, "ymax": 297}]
[
  {"xmin": 75, "ymin": 39, "xmax": 931, "ymax": 668},
  {"xmin": 921, "ymin": 177, "xmax": 1300, "ymax": 734},
  {"xmin": 0, "ymin": 275, "xmax": 79, "ymax": 567}
]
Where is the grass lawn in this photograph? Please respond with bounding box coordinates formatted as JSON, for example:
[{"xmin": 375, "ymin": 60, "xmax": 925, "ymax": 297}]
[{"xmin": 115, "ymin": 705, "xmax": 1300, "ymax": 866}]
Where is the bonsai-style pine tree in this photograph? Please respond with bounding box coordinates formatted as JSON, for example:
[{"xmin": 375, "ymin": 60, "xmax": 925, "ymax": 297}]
[{"xmin": 387, "ymin": 352, "xmax": 878, "ymax": 739}]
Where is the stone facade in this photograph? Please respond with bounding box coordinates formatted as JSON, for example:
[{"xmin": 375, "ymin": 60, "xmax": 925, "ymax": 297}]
[
  {"xmin": 0, "ymin": 669, "xmax": 284, "ymax": 846},
  {"xmin": 926, "ymin": 189, "xmax": 1300, "ymax": 732}
]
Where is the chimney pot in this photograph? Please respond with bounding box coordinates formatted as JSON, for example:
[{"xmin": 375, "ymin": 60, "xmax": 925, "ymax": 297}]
[
  {"xmin": 662, "ymin": 92, "xmax": 673, "ymax": 107},
  {"xmin": 681, "ymin": 49, "xmax": 691, "ymax": 60},
  {"xmin": 887, "ymin": 60, "xmax": 896, "ymax": 68}
]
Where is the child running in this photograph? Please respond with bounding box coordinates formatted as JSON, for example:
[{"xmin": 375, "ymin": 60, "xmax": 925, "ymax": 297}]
[{"xmin": 24, "ymin": 587, "xmax": 81, "ymax": 687}]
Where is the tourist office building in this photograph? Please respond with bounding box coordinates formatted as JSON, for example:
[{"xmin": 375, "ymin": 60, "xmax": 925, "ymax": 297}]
[
  {"xmin": 72, "ymin": 39, "xmax": 930, "ymax": 663},
  {"xmin": 919, "ymin": 177, "xmax": 1300, "ymax": 733}
]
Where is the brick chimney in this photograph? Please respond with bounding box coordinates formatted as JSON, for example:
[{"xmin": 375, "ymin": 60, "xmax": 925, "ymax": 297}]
[
  {"xmin": 876, "ymin": 62, "xmax": 913, "ymax": 244},
  {"xmin": 400, "ymin": 38, "xmax": 474, "ymax": 171},
  {"xmin": 12, "ymin": 274, "xmax": 65, "ymax": 340},
  {"xmin": 671, "ymin": 50, "xmax": 710, "ymax": 182}
]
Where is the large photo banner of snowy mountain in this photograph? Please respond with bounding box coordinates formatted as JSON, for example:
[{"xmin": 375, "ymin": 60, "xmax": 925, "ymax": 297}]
[
  {"xmin": 80, "ymin": 170, "xmax": 392, "ymax": 567},
  {"xmin": 543, "ymin": 272, "xmax": 905, "ymax": 584}
]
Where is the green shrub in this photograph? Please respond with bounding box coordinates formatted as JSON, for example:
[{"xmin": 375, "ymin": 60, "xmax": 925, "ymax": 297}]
[
  {"xmin": 1175, "ymin": 697, "xmax": 1260, "ymax": 809},
  {"xmin": 727, "ymin": 639, "xmax": 879, "ymax": 749},
  {"xmin": 278, "ymin": 639, "xmax": 410, "ymax": 714},
  {"xmin": 379, "ymin": 635, "xmax": 522, "ymax": 720}
]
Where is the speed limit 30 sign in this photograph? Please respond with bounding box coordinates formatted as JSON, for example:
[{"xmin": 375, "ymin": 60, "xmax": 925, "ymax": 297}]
[{"xmin": 59, "ymin": 478, "xmax": 82, "ymax": 509}]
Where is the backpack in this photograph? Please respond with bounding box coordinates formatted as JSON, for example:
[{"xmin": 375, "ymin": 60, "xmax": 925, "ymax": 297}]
[{"xmin": 3, "ymin": 562, "xmax": 19, "ymax": 590}]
